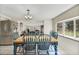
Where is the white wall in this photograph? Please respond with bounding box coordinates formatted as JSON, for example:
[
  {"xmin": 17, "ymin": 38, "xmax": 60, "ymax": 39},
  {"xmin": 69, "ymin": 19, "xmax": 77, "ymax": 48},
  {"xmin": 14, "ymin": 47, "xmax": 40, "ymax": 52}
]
[
  {"xmin": 17, "ymin": 19, "xmax": 52, "ymax": 35},
  {"xmin": 44, "ymin": 19, "xmax": 52, "ymax": 34},
  {"xmin": 17, "ymin": 20, "xmax": 44, "ymax": 35}
]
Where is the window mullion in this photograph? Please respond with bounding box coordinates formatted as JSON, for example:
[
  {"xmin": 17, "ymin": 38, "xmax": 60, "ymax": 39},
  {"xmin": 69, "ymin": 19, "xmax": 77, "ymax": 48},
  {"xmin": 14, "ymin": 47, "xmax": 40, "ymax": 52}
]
[
  {"xmin": 74, "ymin": 20, "xmax": 76, "ymax": 38},
  {"xmin": 63, "ymin": 22, "xmax": 65, "ymax": 35}
]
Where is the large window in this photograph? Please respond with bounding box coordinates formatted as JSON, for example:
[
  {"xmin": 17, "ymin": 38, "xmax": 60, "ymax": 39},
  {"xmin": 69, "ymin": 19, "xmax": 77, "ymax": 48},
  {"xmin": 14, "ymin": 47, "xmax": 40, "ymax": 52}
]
[
  {"xmin": 56, "ymin": 16, "xmax": 79, "ymax": 39},
  {"xmin": 57, "ymin": 23, "xmax": 63, "ymax": 34},
  {"xmin": 65, "ymin": 21, "xmax": 74, "ymax": 36},
  {"xmin": 76, "ymin": 19, "xmax": 79, "ymax": 37}
]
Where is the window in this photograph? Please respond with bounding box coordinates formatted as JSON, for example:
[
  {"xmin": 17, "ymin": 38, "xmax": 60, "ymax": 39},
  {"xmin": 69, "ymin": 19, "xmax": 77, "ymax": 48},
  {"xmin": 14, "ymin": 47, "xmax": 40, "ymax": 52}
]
[
  {"xmin": 57, "ymin": 23, "xmax": 63, "ymax": 34},
  {"xmin": 76, "ymin": 19, "xmax": 79, "ymax": 37},
  {"xmin": 56, "ymin": 16, "xmax": 79, "ymax": 39},
  {"xmin": 65, "ymin": 21, "xmax": 74, "ymax": 36}
]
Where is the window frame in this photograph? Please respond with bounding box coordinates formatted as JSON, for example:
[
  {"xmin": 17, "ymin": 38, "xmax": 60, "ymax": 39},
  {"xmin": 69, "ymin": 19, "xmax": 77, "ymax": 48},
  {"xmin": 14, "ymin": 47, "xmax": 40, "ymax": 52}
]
[{"xmin": 56, "ymin": 16, "xmax": 79, "ymax": 41}]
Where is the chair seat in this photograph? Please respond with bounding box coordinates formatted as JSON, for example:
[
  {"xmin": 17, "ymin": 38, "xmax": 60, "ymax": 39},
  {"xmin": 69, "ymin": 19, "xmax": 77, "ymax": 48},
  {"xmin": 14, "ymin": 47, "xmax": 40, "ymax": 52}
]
[
  {"xmin": 38, "ymin": 42, "xmax": 50, "ymax": 50},
  {"xmin": 24, "ymin": 43, "xmax": 36, "ymax": 51}
]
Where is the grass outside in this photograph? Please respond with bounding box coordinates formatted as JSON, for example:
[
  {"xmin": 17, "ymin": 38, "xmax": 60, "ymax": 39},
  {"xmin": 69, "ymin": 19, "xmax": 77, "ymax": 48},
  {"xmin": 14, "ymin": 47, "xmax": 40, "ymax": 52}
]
[
  {"xmin": 76, "ymin": 31, "xmax": 79, "ymax": 37},
  {"xmin": 58, "ymin": 31, "xmax": 63, "ymax": 34},
  {"xmin": 65, "ymin": 31, "xmax": 74, "ymax": 36},
  {"xmin": 58, "ymin": 30, "xmax": 79, "ymax": 38}
]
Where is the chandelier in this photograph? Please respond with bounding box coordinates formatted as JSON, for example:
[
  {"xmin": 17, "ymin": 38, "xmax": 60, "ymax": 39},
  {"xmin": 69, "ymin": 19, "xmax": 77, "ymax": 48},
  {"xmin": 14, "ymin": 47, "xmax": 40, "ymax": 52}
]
[{"xmin": 25, "ymin": 9, "xmax": 32, "ymax": 20}]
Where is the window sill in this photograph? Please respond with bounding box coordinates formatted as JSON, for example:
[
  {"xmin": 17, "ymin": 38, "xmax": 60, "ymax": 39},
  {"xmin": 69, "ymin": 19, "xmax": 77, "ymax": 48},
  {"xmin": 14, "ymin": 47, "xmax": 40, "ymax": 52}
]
[{"xmin": 58, "ymin": 34, "xmax": 79, "ymax": 42}]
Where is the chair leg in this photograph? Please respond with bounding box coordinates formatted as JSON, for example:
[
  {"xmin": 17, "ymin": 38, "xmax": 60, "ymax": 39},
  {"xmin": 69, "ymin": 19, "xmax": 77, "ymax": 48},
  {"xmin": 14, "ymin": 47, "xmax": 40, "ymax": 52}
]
[
  {"xmin": 23, "ymin": 45, "xmax": 26, "ymax": 55},
  {"xmin": 36, "ymin": 44, "xmax": 38, "ymax": 55},
  {"xmin": 54, "ymin": 45, "xmax": 58, "ymax": 55},
  {"xmin": 47, "ymin": 50, "xmax": 49, "ymax": 55},
  {"xmin": 14, "ymin": 43, "xmax": 17, "ymax": 55}
]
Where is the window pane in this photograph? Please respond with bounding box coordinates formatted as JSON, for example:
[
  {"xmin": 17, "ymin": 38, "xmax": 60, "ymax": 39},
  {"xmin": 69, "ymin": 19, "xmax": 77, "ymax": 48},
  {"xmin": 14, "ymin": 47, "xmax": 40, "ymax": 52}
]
[
  {"xmin": 76, "ymin": 19, "xmax": 79, "ymax": 37},
  {"xmin": 57, "ymin": 23, "xmax": 63, "ymax": 34},
  {"xmin": 65, "ymin": 21, "xmax": 74, "ymax": 36}
]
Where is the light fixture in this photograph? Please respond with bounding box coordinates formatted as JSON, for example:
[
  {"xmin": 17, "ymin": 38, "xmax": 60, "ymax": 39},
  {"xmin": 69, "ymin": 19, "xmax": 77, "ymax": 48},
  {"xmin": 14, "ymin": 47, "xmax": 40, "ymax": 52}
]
[{"xmin": 25, "ymin": 9, "xmax": 32, "ymax": 20}]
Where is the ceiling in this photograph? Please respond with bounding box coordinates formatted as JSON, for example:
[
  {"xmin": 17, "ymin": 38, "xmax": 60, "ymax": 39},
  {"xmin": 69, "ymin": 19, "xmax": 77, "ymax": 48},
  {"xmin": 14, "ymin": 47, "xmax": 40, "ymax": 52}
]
[{"xmin": 0, "ymin": 4, "xmax": 75, "ymax": 22}]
